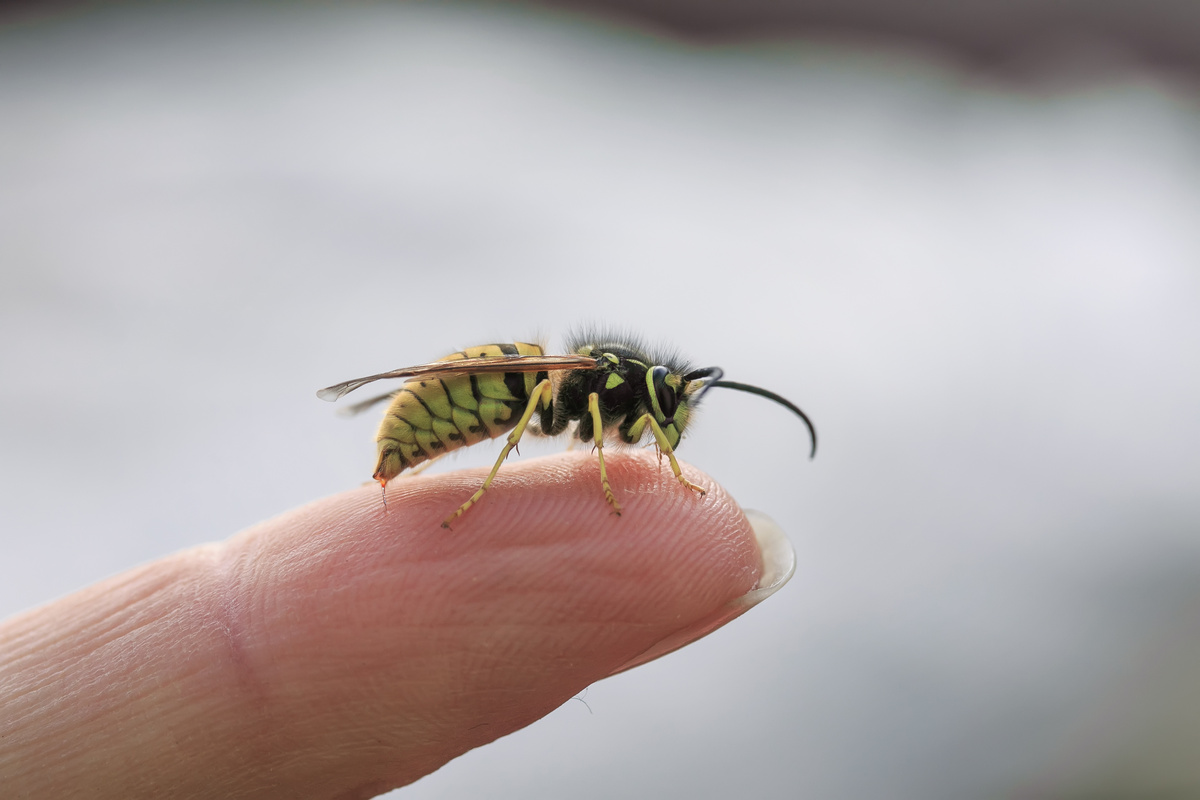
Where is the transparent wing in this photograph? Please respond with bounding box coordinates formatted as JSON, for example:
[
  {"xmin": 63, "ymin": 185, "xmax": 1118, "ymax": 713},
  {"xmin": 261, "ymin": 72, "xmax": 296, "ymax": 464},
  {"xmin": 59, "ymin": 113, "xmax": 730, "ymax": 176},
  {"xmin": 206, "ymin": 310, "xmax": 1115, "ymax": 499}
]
[
  {"xmin": 317, "ymin": 354, "xmax": 598, "ymax": 402},
  {"xmin": 336, "ymin": 389, "xmax": 401, "ymax": 417}
]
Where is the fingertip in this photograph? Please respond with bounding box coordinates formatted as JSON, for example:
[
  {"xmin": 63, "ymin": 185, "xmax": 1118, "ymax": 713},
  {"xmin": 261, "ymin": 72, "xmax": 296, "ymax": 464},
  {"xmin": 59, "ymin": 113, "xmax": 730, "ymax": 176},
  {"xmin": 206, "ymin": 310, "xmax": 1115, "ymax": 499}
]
[{"xmin": 210, "ymin": 451, "xmax": 772, "ymax": 793}]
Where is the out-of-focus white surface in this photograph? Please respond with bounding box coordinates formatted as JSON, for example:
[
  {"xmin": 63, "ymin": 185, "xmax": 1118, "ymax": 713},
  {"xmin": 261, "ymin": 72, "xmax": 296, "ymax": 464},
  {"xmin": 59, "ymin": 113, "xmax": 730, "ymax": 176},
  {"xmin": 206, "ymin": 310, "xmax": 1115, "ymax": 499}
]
[{"xmin": 1, "ymin": 3, "xmax": 1198, "ymax": 798}]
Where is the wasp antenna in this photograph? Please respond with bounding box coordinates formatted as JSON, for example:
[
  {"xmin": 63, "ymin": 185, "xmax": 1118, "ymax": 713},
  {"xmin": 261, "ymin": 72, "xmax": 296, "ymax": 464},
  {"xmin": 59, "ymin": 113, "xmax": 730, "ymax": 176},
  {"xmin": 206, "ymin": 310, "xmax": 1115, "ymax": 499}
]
[
  {"xmin": 684, "ymin": 366, "xmax": 725, "ymax": 403},
  {"xmin": 710, "ymin": 380, "xmax": 817, "ymax": 459}
]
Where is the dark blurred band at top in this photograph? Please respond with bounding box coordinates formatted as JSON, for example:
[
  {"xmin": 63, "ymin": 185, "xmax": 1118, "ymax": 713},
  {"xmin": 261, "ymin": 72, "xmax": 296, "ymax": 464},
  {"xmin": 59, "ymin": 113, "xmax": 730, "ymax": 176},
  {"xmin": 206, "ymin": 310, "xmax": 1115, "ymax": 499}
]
[
  {"xmin": 568, "ymin": 0, "xmax": 1200, "ymax": 73},
  {"xmin": 3, "ymin": 0, "xmax": 1195, "ymax": 73}
]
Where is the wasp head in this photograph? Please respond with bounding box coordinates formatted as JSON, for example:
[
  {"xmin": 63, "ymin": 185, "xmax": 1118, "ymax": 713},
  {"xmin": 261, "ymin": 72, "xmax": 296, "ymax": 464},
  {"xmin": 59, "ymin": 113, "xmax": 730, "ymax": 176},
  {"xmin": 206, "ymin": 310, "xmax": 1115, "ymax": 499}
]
[{"xmin": 645, "ymin": 365, "xmax": 725, "ymax": 449}]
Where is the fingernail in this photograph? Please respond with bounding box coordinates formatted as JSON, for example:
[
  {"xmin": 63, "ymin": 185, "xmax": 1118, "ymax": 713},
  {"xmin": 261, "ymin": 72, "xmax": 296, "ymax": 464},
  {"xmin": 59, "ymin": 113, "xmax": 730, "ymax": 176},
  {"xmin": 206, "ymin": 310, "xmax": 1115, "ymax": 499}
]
[{"xmin": 607, "ymin": 509, "xmax": 796, "ymax": 675}]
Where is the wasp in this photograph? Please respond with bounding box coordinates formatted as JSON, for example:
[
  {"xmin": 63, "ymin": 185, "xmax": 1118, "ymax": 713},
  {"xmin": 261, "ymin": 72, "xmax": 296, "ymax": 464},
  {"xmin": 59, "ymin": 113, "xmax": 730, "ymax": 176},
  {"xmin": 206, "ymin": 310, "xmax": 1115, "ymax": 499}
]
[{"xmin": 317, "ymin": 333, "xmax": 816, "ymax": 528}]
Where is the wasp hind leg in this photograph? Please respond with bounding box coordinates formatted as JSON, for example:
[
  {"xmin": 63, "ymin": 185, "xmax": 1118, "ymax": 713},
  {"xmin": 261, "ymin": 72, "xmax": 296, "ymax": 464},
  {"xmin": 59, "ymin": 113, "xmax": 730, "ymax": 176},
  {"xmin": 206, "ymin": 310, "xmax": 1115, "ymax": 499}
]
[
  {"xmin": 626, "ymin": 414, "xmax": 707, "ymax": 498},
  {"xmin": 398, "ymin": 457, "xmax": 442, "ymax": 478},
  {"xmin": 442, "ymin": 379, "xmax": 553, "ymax": 529},
  {"xmin": 587, "ymin": 392, "xmax": 621, "ymax": 515}
]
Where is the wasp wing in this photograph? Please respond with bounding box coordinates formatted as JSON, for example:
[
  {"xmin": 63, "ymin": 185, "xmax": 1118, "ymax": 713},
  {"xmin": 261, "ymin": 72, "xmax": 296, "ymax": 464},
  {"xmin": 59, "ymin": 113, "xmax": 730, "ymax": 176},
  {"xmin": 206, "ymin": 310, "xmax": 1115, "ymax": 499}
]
[
  {"xmin": 317, "ymin": 354, "xmax": 598, "ymax": 402},
  {"xmin": 336, "ymin": 389, "xmax": 401, "ymax": 416}
]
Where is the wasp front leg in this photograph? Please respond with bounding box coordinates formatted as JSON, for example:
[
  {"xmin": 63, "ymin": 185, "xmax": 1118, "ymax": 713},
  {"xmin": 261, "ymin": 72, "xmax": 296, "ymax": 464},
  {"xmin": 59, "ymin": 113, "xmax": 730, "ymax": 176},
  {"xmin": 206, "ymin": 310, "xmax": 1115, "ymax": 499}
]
[
  {"xmin": 587, "ymin": 392, "xmax": 621, "ymax": 515},
  {"xmin": 442, "ymin": 379, "xmax": 553, "ymax": 529},
  {"xmin": 625, "ymin": 414, "xmax": 706, "ymax": 498}
]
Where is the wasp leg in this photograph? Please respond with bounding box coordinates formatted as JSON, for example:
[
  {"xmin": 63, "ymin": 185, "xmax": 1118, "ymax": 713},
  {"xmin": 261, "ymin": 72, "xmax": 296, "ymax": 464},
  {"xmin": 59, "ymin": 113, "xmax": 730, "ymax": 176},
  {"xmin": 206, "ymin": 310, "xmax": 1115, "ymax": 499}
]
[
  {"xmin": 587, "ymin": 392, "xmax": 622, "ymax": 515},
  {"xmin": 442, "ymin": 379, "xmax": 553, "ymax": 529},
  {"xmin": 398, "ymin": 457, "xmax": 441, "ymax": 478},
  {"xmin": 625, "ymin": 414, "xmax": 706, "ymax": 497}
]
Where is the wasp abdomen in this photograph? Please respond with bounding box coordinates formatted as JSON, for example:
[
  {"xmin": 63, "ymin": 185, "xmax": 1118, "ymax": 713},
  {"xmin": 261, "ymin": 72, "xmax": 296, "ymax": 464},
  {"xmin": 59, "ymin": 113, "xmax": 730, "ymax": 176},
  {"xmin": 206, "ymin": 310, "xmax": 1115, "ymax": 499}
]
[{"xmin": 373, "ymin": 342, "xmax": 544, "ymax": 483}]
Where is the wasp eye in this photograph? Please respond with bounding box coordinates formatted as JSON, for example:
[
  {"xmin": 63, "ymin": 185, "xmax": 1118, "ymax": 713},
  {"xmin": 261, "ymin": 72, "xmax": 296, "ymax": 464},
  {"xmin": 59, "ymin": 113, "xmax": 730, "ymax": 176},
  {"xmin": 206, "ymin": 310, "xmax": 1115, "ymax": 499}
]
[{"xmin": 650, "ymin": 365, "xmax": 678, "ymax": 422}]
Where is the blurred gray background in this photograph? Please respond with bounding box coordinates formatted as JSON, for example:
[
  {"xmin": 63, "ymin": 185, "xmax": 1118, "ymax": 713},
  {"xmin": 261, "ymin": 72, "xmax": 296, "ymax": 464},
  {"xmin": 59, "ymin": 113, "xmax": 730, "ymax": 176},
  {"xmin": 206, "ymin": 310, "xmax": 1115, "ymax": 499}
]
[{"xmin": 2, "ymin": 1, "xmax": 1199, "ymax": 798}]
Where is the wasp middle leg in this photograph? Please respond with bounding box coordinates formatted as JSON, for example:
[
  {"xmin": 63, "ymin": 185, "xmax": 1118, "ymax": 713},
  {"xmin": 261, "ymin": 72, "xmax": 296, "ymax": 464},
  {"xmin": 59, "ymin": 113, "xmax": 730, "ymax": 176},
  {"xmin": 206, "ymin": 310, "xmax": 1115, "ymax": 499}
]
[{"xmin": 587, "ymin": 392, "xmax": 621, "ymax": 515}]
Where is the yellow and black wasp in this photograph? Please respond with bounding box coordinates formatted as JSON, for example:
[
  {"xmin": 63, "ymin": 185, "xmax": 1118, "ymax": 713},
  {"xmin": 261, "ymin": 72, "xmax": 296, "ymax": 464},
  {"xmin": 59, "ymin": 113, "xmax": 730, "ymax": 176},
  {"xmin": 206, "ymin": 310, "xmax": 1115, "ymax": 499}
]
[{"xmin": 317, "ymin": 333, "xmax": 816, "ymax": 528}]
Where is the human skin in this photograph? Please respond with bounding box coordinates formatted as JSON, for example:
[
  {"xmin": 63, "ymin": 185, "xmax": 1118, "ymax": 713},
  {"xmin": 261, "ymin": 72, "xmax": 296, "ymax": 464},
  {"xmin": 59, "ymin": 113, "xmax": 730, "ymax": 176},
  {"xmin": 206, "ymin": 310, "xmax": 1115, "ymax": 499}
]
[{"xmin": 0, "ymin": 451, "xmax": 793, "ymax": 799}]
